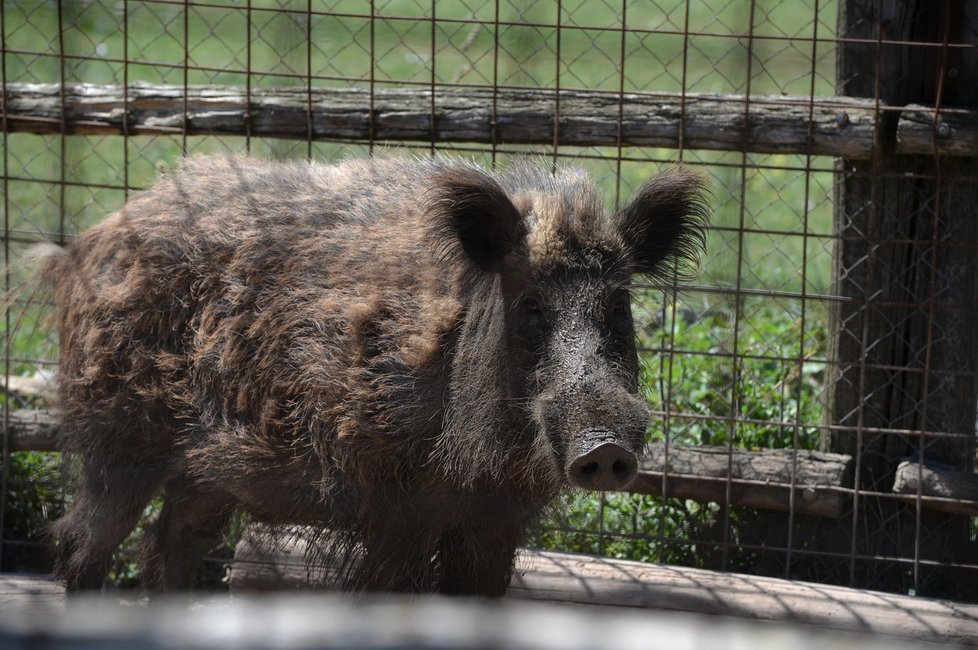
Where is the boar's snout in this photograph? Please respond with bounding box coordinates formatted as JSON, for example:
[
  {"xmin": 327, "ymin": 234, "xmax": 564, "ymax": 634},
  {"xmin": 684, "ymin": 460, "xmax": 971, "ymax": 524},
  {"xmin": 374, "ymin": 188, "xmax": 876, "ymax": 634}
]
[{"xmin": 566, "ymin": 429, "xmax": 639, "ymax": 491}]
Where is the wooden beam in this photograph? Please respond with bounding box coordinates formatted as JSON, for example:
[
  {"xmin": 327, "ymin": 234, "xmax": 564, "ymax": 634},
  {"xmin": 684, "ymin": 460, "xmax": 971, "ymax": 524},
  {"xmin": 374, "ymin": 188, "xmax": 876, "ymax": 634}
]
[
  {"xmin": 511, "ymin": 550, "xmax": 978, "ymax": 645},
  {"xmin": 893, "ymin": 460, "xmax": 978, "ymax": 516},
  {"xmin": 4, "ymin": 409, "xmax": 59, "ymax": 452},
  {"xmin": 4, "ymin": 412, "xmax": 857, "ymax": 520},
  {"xmin": 897, "ymin": 104, "xmax": 978, "ymax": 156},
  {"xmin": 0, "ymin": 574, "xmax": 64, "ymax": 613},
  {"xmin": 2, "ymin": 375, "xmax": 57, "ymax": 404},
  {"xmin": 8, "ymin": 414, "xmax": 978, "ymax": 521},
  {"xmin": 632, "ymin": 443, "xmax": 851, "ymax": 518},
  {"xmin": 229, "ymin": 529, "xmax": 978, "ymax": 645},
  {"xmin": 3, "ymin": 83, "xmax": 882, "ymax": 157}
]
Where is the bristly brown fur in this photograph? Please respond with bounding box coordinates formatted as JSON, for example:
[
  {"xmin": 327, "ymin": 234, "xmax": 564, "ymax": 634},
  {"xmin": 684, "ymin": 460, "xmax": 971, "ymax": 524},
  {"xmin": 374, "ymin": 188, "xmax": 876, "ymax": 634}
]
[{"xmin": 41, "ymin": 153, "xmax": 710, "ymax": 596}]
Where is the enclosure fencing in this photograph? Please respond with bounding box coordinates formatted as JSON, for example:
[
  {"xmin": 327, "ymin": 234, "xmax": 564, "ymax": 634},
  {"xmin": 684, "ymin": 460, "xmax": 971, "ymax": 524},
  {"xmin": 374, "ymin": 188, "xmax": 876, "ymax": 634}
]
[{"xmin": 1, "ymin": 0, "xmax": 977, "ymax": 602}]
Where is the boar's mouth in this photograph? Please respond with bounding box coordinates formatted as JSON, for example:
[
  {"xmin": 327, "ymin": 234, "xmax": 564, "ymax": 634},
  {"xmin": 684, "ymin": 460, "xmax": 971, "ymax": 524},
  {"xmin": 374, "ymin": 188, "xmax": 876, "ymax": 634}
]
[{"xmin": 565, "ymin": 428, "xmax": 639, "ymax": 491}]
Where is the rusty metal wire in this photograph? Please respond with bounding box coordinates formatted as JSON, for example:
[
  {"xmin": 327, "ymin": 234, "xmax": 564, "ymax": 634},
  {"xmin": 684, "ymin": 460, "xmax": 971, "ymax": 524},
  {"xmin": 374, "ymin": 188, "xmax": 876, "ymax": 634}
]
[{"xmin": 1, "ymin": 0, "xmax": 976, "ymax": 603}]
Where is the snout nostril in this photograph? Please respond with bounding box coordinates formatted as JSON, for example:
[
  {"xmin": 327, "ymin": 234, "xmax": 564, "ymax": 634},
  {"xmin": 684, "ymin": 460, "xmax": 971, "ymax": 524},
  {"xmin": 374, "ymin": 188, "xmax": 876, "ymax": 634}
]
[
  {"xmin": 579, "ymin": 461, "xmax": 599, "ymax": 476},
  {"xmin": 611, "ymin": 459, "xmax": 629, "ymax": 476}
]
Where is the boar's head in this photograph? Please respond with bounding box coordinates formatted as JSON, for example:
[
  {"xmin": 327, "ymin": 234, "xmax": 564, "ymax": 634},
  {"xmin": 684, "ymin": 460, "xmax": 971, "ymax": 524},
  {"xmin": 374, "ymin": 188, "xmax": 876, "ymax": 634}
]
[{"xmin": 426, "ymin": 161, "xmax": 709, "ymax": 494}]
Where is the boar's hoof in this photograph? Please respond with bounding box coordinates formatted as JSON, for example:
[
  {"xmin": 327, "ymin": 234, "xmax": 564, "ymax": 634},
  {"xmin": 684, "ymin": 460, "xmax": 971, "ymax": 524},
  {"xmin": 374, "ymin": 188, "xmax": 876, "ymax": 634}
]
[{"xmin": 568, "ymin": 442, "xmax": 638, "ymax": 491}]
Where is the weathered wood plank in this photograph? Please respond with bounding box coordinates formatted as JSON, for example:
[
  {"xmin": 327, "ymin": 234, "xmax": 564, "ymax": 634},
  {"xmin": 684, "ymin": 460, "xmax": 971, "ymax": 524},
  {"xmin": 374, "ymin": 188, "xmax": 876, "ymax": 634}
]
[
  {"xmin": 631, "ymin": 443, "xmax": 851, "ymax": 518},
  {"xmin": 511, "ymin": 550, "xmax": 978, "ymax": 645},
  {"xmin": 229, "ymin": 531, "xmax": 978, "ymax": 646},
  {"xmin": 0, "ymin": 574, "xmax": 64, "ymax": 612},
  {"xmin": 897, "ymin": 104, "xmax": 978, "ymax": 156},
  {"xmin": 3, "ymin": 83, "xmax": 881, "ymax": 157},
  {"xmin": 4, "ymin": 408, "xmax": 60, "ymax": 452},
  {"xmin": 643, "ymin": 443, "xmax": 851, "ymax": 484},
  {"xmin": 2, "ymin": 375, "xmax": 57, "ymax": 404},
  {"xmin": 5, "ymin": 410, "xmax": 856, "ymax": 519},
  {"xmin": 893, "ymin": 461, "xmax": 978, "ymax": 516}
]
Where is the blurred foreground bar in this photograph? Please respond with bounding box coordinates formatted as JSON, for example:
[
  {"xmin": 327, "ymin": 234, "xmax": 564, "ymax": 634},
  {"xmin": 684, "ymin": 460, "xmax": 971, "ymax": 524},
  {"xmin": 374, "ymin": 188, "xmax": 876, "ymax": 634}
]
[{"xmin": 0, "ymin": 574, "xmax": 968, "ymax": 650}]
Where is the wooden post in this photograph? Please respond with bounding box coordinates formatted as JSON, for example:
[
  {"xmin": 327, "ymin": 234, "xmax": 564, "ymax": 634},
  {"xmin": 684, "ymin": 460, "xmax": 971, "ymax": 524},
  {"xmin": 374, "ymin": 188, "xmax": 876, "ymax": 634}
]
[{"xmin": 826, "ymin": 0, "xmax": 978, "ymax": 597}]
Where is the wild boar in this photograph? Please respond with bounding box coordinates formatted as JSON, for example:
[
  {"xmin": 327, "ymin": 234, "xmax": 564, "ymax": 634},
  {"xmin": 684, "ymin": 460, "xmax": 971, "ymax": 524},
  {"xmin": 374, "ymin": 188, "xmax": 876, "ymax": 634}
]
[{"xmin": 43, "ymin": 154, "xmax": 708, "ymax": 595}]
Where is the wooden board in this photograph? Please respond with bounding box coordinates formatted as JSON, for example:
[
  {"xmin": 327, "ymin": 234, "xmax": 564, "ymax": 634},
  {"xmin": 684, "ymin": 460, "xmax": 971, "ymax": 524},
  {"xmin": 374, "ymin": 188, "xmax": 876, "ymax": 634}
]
[
  {"xmin": 4, "ymin": 409, "xmax": 59, "ymax": 452},
  {"xmin": 511, "ymin": 550, "xmax": 978, "ymax": 645},
  {"xmin": 0, "ymin": 574, "xmax": 64, "ymax": 612},
  {"xmin": 893, "ymin": 461, "xmax": 978, "ymax": 516},
  {"xmin": 5, "ymin": 83, "xmax": 880, "ymax": 157},
  {"xmin": 634, "ymin": 444, "xmax": 851, "ymax": 517},
  {"xmin": 230, "ymin": 529, "xmax": 978, "ymax": 645}
]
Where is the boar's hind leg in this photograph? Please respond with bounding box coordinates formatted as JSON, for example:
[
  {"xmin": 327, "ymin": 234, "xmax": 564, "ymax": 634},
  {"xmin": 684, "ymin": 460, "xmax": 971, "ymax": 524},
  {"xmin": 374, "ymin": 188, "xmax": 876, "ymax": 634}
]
[
  {"xmin": 54, "ymin": 463, "xmax": 167, "ymax": 592},
  {"xmin": 437, "ymin": 524, "xmax": 526, "ymax": 597},
  {"xmin": 141, "ymin": 479, "xmax": 234, "ymax": 591}
]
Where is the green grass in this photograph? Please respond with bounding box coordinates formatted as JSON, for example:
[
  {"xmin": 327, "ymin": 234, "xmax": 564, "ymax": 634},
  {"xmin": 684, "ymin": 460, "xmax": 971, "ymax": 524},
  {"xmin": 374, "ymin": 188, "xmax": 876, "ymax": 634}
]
[{"xmin": 2, "ymin": 0, "xmax": 838, "ymax": 577}]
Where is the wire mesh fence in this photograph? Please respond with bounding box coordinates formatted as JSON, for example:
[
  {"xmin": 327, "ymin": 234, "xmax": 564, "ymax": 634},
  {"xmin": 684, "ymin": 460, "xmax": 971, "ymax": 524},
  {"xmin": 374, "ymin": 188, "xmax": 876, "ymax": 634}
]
[{"xmin": 1, "ymin": 0, "xmax": 976, "ymax": 602}]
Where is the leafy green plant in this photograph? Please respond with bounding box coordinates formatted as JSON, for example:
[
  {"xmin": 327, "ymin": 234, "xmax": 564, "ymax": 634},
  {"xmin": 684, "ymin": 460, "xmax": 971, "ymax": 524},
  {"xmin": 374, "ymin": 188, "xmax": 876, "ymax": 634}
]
[
  {"xmin": 2, "ymin": 452, "xmax": 62, "ymax": 541},
  {"xmin": 1, "ymin": 451, "xmax": 63, "ymax": 571}
]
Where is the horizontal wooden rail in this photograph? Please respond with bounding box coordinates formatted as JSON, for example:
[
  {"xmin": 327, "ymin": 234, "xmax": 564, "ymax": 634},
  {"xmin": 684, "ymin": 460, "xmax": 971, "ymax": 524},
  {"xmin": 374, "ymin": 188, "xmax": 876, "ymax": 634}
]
[
  {"xmin": 897, "ymin": 104, "xmax": 978, "ymax": 156},
  {"xmin": 6, "ymin": 83, "xmax": 975, "ymax": 158},
  {"xmin": 1, "ymin": 82, "xmax": 887, "ymax": 157},
  {"xmin": 5, "ymin": 383, "xmax": 977, "ymax": 517},
  {"xmin": 634, "ymin": 443, "xmax": 852, "ymax": 518},
  {"xmin": 3, "ymin": 408, "xmax": 59, "ymax": 452},
  {"xmin": 893, "ymin": 461, "xmax": 978, "ymax": 517}
]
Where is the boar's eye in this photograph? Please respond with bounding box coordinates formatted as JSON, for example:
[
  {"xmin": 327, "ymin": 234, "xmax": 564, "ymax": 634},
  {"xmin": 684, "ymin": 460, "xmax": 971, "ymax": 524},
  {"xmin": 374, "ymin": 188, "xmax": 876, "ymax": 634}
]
[
  {"xmin": 518, "ymin": 295, "xmax": 548, "ymax": 327},
  {"xmin": 516, "ymin": 295, "xmax": 548, "ymax": 342},
  {"xmin": 522, "ymin": 296, "xmax": 543, "ymax": 315},
  {"xmin": 609, "ymin": 294, "xmax": 632, "ymax": 329}
]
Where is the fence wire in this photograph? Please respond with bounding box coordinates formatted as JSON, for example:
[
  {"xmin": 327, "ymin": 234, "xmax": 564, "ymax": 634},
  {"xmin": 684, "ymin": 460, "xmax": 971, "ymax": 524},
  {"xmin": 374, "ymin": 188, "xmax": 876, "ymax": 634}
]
[{"xmin": 1, "ymin": 0, "xmax": 976, "ymax": 602}]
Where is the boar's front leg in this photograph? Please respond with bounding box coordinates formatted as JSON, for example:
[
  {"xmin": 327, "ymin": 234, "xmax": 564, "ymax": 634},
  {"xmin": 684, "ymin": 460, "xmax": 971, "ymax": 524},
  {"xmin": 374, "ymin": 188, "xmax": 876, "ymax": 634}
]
[{"xmin": 437, "ymin": 522, "xmax": 528, "ymax": 597}]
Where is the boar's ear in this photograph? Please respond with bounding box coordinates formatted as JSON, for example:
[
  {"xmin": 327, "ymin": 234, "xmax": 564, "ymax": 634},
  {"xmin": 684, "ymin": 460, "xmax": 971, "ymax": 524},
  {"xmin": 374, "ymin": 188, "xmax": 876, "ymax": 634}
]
[
  {"xmin": 616, "ymin": 166, "xmax": 710, "ymax": 279},
  {"xmin": 425, "ymin": 165, "xmax": 526, "ymax": 274}
]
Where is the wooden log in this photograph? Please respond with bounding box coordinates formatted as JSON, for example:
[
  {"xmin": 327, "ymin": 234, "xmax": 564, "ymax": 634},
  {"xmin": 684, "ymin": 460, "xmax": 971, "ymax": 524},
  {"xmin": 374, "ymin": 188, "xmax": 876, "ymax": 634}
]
[
  {"xmin": 643, "ymin": 443, "xmax": 851, "ymax": 485},
  {"xmin": 6, "ymin": 412, "xmax": 857, "ymax": 517},
  {"xmin": 893, "ymin": 461, "xmax": 978, "ymax": 516},
  {"xmin": 631, "ymin": 444, "xmax": 852, "ymax": 518},
  {"xmin": 511, "ymin": 550, "xmax": 978, "ymax": 645},
  {"xmin": 897, "ymin": 104, "xmax": 978, "ymax": 156},
  {"xmin": 2, "ymin": 374, "xmax": 57, "ymax": 404},
  {"xmin": 4, "ymin": 408, "xmax": 59, "ymax": 452},
  {"xmin": 3, "ymin": 83, "xmax": 882, "ymax": 157},
  {"xmin": 229, "ymin": 530, "xmax": 978, "ymax": 645},
  {"xmin": 2, "ymin": 375, "xmax": 60, "ymax": 452},
  {"xmin": 0, "ymin": 574, "xmax": 64, "ymax": 612}
]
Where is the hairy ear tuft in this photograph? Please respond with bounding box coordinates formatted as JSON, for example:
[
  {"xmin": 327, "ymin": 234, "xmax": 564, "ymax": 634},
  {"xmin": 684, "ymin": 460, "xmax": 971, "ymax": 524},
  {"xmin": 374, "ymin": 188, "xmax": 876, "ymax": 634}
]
[
  {"xmin": 425, "ymin": 165, "xmax": 526, "ymax": 275},
  {"xmin": 616, "ymin": 166, "xmax": 710, "ymax": 280}
]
